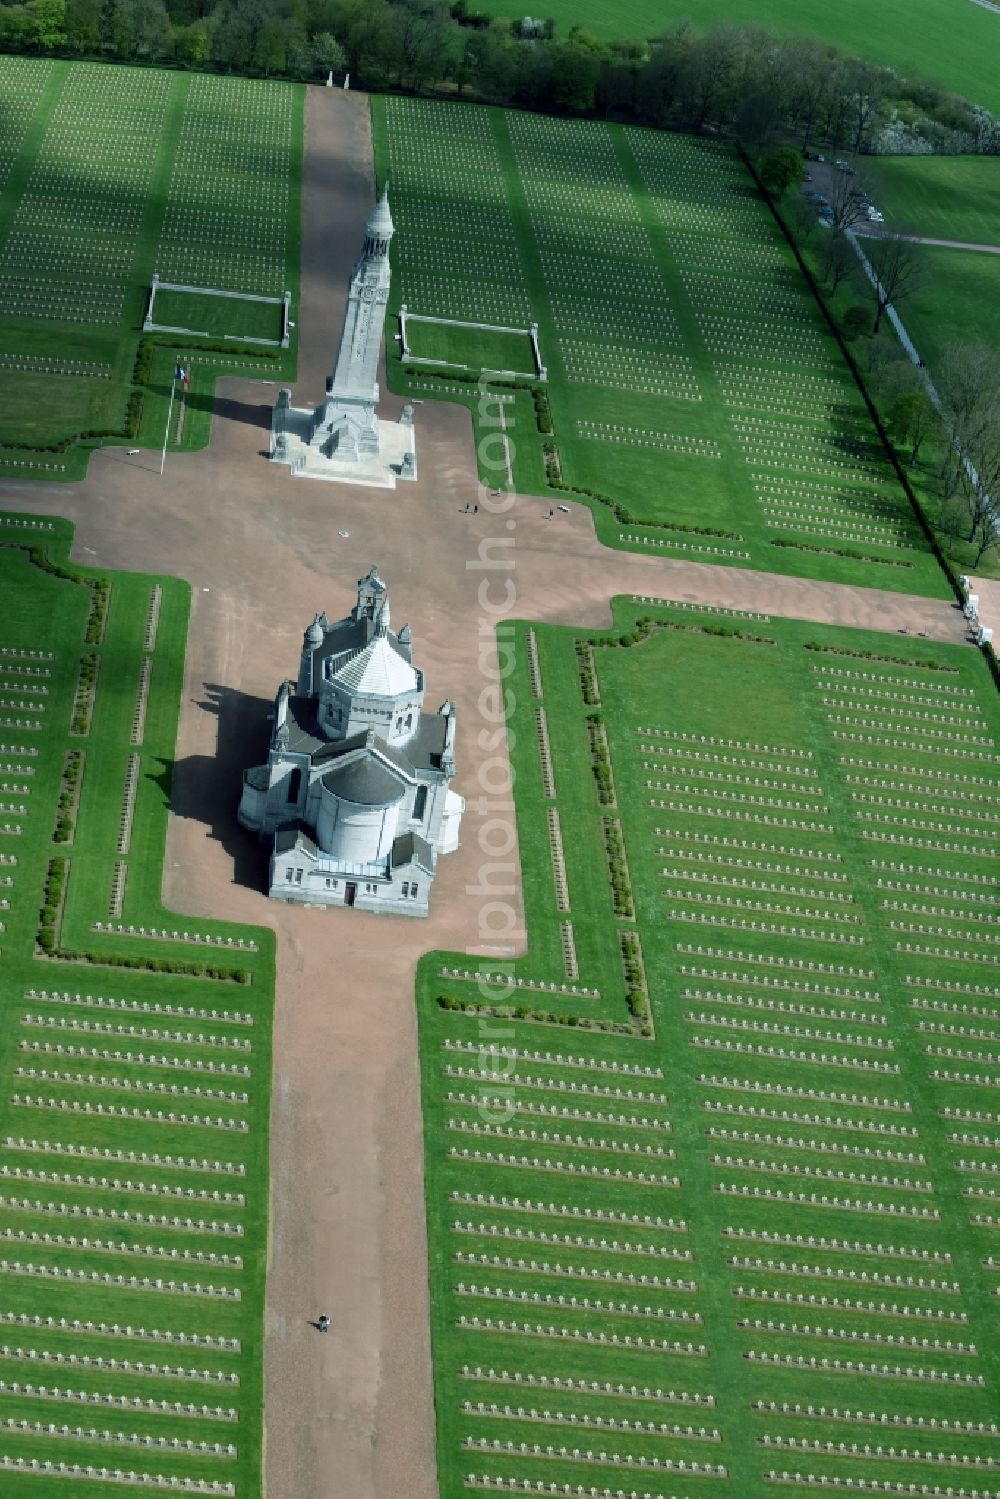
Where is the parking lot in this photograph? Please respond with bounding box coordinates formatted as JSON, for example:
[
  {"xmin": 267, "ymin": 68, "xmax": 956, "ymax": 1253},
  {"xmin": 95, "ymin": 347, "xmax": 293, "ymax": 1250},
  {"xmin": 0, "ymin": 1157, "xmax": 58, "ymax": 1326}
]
[{"xmin": 800, "ymin": 154, "xmax": 891, "ymax": 234}]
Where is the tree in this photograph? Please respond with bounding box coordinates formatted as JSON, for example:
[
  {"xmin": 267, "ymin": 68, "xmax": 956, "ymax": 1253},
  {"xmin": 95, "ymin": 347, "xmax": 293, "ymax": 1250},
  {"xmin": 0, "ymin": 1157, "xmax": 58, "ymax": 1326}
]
[
  {"xmin": 548, "ymin": 38, "xmax": 601, "ymax": 112},
  {"xmin": 822, "ymin": 231, "xmax": 856, "ymax": 295},
  {"xmin": 64, "ymin": 0, "xmax": 101, "ymax": 49},
  {"xmin": 824, "ymin": 167, "xmax": 868, "ymax": 233},
  {"xmin": 312, "ymin": 30, "xmax": 347, "ymax": 75},
  {"xmin": 786, "ymin": 37, "xmax": 834, "ymax": 152},
  {"xmin": 842, "ymin": 305, "xmax": 870, "ymax": 340},
  {"xmin": 759, "ymin": 145, "xmax": 803, "ymax": 197},
  {"xmin": 675, "ymin": 25, "xmax": 741, "ymax": 130},
  {"xmin": 885, "ymin": 384, "xmax": 939, "ymax": 467},
  {"xmin": 865, "ymin": 237, "xmax": 927, "ymax": 335},
  {"xmin": 20, "ymin": 0, "xmax": 66, "ymax": 49},
  {"xmin": 467, "ymin": 22, "xmax": 518, "ymax": 101},
  {"xmin": 254, "ymin": 14, "xmax": 286, "ymax": 72},
  {"xmin": 936, "ymin": 344, "xmax": 1000, "ymax": 566},
  {"xmin": 130, "ymin": 0, "xmax": 171, "ymax": 56},
  {"xmin": 395, "ymin": 3, "xmax": 455, "ymax": 91},
  {"xmin": 596, "ymin": 57, "xmax": 638, "ymax": 118},
  {"xmin": 177, "ymin": 16, "xmax": 211, "ymax": 61}
]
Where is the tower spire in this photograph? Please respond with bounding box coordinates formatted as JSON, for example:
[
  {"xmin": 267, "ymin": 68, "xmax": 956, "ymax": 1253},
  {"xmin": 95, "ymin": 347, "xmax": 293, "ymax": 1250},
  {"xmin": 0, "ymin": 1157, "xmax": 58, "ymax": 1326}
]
[{"xmin": 363, "ymin": 185, "xmax": 393, "ymax": 257}]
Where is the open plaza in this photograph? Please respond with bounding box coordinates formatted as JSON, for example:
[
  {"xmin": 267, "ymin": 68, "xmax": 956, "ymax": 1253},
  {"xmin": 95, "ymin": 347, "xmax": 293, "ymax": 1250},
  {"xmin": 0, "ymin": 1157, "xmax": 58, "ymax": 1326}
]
[{"xmin": 0, "ymin": 42, "xmax": 997, "ymax": 1499}]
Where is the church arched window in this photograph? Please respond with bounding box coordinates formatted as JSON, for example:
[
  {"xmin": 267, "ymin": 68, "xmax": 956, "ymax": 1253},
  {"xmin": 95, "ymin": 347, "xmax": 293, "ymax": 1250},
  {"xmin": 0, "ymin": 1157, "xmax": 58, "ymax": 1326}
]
[{"xmin": 287, "ymin": 768, "xmax": 302, "ymax": 803}]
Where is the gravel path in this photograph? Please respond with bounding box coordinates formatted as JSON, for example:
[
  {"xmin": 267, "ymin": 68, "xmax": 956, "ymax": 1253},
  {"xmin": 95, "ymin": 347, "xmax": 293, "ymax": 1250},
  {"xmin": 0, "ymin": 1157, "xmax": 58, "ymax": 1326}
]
[
  {"xmin": 0, "ymin": 84, "xmax": 973, "ymax": 1499},
  {"xmin": 860, "ymin": 229, "xmax": 1000, "ymax": 254}
]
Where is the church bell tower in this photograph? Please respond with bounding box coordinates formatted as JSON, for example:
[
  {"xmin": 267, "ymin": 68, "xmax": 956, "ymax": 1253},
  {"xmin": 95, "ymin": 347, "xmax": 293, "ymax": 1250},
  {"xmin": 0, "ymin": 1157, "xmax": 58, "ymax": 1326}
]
[
  {"xmin": 310, "ymin": 187, "xmax": 394, "ymax": 459},
  {"xmin": 269, "ymin": 182, "xmax": 415, "ymax": 486}
]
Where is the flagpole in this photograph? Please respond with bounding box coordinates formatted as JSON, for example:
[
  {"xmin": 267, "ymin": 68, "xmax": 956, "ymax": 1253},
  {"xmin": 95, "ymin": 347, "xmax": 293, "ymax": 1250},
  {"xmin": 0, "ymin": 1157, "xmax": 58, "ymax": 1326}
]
[{"xmin": 160, "ymin": 375, "xmax": 177, "ymax": 477}]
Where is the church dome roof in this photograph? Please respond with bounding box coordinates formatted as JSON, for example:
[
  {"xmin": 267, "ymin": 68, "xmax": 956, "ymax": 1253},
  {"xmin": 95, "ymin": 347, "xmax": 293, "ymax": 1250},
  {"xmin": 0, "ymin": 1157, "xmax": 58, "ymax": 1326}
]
[
  {"xmin": 332, "ymin": 633, "xmax": 417, "ymax": 698},
  {"xmin": 304, "ymin": 613, "xmax": 324, "ymax": 648},
  {"xmin": 321, "ymin": 754, "xmax": 405, "ymax": 807}
]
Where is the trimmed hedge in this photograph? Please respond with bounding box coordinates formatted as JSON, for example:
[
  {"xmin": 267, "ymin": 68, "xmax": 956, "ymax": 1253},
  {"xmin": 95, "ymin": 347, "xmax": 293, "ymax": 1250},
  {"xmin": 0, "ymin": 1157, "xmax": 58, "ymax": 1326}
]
[
  {"xmin": 803, "ymin": 641, "xmax": 958, "ymax": 671},
  {"xmin": 772, "ymin": 537, "xmax": 913, "ymax": 568},
  {"xmin": 37, "ymin": 857, "xmax": 68, "ymax": 954}
]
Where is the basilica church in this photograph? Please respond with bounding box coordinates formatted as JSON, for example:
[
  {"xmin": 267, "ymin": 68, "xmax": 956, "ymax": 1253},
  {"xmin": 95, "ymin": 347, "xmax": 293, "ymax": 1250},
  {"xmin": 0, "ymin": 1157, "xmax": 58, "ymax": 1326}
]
[{"xmin": 238, "ymin": 568, "xmax": 463, "ymax": 917}]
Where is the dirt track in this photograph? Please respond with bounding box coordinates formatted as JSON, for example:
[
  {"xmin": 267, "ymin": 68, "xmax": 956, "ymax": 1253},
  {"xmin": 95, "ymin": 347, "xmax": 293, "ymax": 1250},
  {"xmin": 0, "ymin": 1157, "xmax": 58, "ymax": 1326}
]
[{"xmin": 0, "ymin": 85, "xmax": 974, "ymax": 1499}]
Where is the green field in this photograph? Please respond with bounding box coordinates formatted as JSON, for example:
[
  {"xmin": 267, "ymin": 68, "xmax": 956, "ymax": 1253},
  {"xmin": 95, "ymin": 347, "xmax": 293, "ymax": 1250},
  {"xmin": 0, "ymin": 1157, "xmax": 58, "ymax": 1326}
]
[
  {"xmin": 403, "ymin": 318, "xmax": 537, "ymax": 376},
  {"xmin": 150, "ymin": 288, "xmax": 285, "ymax": 345},
  {"xmin": 418, "ymin": 595, "xmax": 1000, "ymax": 1499},
  {"xmin": 901, "ymin": 246, "xmax": 1000, "ymax": 370},
  {"xmin": 0, "ymin": 513, "xmax": 273, "ymax": 1497},
  {"xmin": 377, "ymin": 96, "xmax": 951, "ymax": 596},
  {"xmin": 479, "ymin": 0, "xmax": 1000, "ymax": 115},
  {"xmin": 0, "ymin": 57, "xmax": 302, "ymax": 476},
  {"xmin": 870, "ymin": 155, "xmax": 1000, "ymax": 245}
]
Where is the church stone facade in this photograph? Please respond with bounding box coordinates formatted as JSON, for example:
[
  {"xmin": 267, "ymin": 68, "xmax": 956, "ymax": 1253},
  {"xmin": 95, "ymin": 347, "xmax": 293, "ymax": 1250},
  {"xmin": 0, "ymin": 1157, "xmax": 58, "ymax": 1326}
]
[{"xmin": 238, "ymin": 568, "xmax": 463, "ymax": 917}]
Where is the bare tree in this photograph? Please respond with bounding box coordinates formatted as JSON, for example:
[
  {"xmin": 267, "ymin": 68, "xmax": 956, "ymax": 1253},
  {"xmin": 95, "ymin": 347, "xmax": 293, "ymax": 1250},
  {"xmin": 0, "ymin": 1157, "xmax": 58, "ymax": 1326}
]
[
  {"xmin": 825, "ymin": 169, "xmax": 869, "ymax": 233},
  {"xmin": 786, "ymin": 38, "xmax": 835, "ymax": 152},
  {"xmin": 865, "ymin": 237, "xmax": 927, "ymax": 335},
  {"xmin": 822, "ymin": 230, "xmax": 856, "ymax": 294},
  {"xmin": 936, "ymin": 345, "xmax": 1000, "ymax": 566}
]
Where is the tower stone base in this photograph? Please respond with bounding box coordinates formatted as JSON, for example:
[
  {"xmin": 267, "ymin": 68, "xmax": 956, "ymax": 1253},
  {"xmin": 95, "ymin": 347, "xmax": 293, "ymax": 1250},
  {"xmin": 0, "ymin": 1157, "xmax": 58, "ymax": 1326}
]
[{"xmin": 270, "ymin": 389, "xmax": 417, "ymax": 488}]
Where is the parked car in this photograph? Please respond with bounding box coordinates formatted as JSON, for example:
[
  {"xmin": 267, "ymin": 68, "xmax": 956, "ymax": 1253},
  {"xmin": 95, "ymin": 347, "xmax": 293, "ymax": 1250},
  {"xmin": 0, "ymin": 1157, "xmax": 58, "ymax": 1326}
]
[
  {"xmin": 806, "ymin": 190, "xmax": 826, "ymax": 203},
  {"xmin": 834, "ymin": 159, "xmax": 855, "ymax": 173},
  {"xmin": 866, "ymin": 206, "xmax": 885, "ymax": 222}
]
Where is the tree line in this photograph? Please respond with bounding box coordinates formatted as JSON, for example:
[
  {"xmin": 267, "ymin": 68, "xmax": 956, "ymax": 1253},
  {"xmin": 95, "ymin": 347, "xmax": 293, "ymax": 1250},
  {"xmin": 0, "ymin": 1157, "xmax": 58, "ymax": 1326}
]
[{"xmin": 1, "ymin": 0, "xmax": 998, "ymax": 155}]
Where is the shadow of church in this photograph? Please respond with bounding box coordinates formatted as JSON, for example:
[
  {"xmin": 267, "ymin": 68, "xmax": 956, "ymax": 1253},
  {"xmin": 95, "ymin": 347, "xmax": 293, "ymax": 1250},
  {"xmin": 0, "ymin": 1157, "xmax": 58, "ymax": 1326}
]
[{"xmin": 165, "ymin": 681, "xmax": 273, "ymax": 893}]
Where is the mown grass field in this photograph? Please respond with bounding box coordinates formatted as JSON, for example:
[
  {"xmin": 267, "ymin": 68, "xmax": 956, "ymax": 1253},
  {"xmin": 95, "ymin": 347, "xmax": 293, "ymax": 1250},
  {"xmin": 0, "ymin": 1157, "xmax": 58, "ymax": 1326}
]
[
  {"xmin": 860, "ymin": 155, "xmax": 1000, "ymax": 385},
  {"xmin": 870, "ymin": 155, "xmax": 1000, "ymax": 245},
  {"xmin": 0, "ymin": 57, "xmax": 302, "ymax": 477},
  {"xmin": 403, "ymin": 319, "xmax": 536, "ymax": 375},
  {"xmin": 150, "ymin": 289, "xmax": 285, "ymax": 345},
  {"xmin": 476, "ymin": 0, "xmax": 1000, "ymax": 115},
  {"xmin": 0, "ymin": 513, "xmax": 274, "ymax": 1497},
  {"xmin": 375, "ymin": 95, "xmax": 951, "ymax": 597},
  {"xmin": 901, "ymin": 245, "xmax": 1000, "ymax": 370},
  {"xmin": 417, "ymin": 594, "xmax": 1000, "ymax": 1499}
]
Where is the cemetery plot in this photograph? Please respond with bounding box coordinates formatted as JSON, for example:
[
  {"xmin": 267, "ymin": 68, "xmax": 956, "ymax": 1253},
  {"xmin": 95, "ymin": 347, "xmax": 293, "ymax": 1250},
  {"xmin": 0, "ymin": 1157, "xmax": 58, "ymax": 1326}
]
[
  {"xmin": 0, "ymin": 59, "xmax": 51, "ymax": 192},
  {"xmin": 153, "ymin": 74, "xmax": 297, "ymax": 300},
  {"xmin": 0, "ymin": 62, "xmax": 301, "ymax": 469},
  {"xmin": 1, "ymin": 63, "xmax": 173, "ymax": 328},
  {"xmin": 375, "ymin": 100, "xmax": 947, "ymax": 593},
  {"xmin": 627, "ymin": 126, "xmax": 935, "ymax": 578},
  {"xmin": 0, "ymin": 514, "xmax": 273, "ymax": 1497},
  {"xmin": 417, "ymin": 599, "xmax": 1000, "ymax": 1499},
  {"xmin": 382, "ymin": 96, "xmax": 531, "ymax": 327}
]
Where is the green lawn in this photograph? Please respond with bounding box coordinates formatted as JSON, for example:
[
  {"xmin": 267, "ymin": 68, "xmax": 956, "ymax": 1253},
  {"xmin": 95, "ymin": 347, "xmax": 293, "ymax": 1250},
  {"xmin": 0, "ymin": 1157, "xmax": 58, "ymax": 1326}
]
[
  {"xmin": 416, "ymin": 595, "xmax": 1000, "ymax": 1499},
  {"xmin": 403, "ymin": 317, "xmax": 536, "ymax": 375},
  {"xmin": 0, "ymin": 513, "xmax": 274, "ymax": 1498},
  {"xmin": 151, "ymin": 288, "xmax": 285, "ymax": 345},
  {"xmin": 0, "ymin": 57, "xmax": 302, "ymax": 475},
  {"xmin": 870, "ymin": 155, "xmax": 1000, "ymax": 244},
  {"xmin": 477, "ymin": 0, "xmax": 1000, "ymax": 114},
  {"xmin": 375, "ymin": 96, "xmax": 951, "ymax": 597},
  {"xmin": 901, "ymin": 244, "xmax": 1000, "ymax": 368}
]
